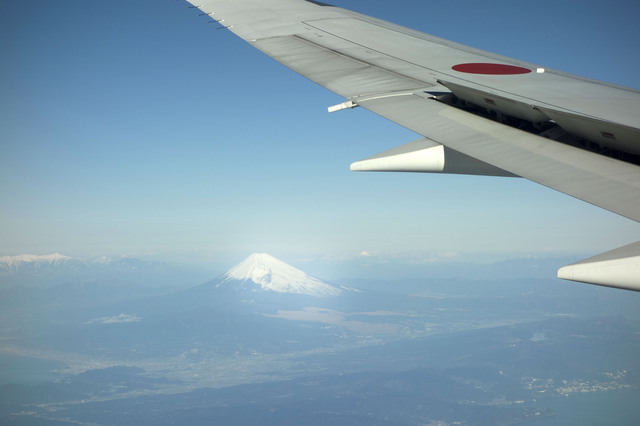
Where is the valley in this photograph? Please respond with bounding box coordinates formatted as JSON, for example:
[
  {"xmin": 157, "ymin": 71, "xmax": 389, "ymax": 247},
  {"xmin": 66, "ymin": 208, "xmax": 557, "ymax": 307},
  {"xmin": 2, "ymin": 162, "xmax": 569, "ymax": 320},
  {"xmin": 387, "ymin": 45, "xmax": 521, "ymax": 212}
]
[{"xmin": 1, "ymin": 253, "xmax": 639, "ymax": 425}]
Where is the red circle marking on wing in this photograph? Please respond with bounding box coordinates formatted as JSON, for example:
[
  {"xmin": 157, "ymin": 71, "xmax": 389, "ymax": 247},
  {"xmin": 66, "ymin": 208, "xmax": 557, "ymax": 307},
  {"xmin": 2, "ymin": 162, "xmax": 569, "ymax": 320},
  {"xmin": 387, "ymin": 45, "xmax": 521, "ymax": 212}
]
[{"xmin": 452, "ymin": 63, "xmax": 531, "ymax": 75}]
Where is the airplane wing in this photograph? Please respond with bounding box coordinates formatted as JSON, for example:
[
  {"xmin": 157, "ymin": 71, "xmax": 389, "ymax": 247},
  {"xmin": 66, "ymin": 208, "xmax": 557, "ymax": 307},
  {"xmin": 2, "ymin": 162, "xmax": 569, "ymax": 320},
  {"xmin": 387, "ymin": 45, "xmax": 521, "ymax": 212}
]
[{"xmin": 184, "ymin": 0, "xmax": 640, "ymax": 291}]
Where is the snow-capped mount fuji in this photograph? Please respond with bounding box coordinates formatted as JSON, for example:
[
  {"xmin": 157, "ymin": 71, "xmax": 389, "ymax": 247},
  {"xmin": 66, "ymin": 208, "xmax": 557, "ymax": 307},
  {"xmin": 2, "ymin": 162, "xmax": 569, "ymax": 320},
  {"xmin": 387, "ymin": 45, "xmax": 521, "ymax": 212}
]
[{"xmin": 217, "ymin": 253, "xmax": 341, "ymax": 297}]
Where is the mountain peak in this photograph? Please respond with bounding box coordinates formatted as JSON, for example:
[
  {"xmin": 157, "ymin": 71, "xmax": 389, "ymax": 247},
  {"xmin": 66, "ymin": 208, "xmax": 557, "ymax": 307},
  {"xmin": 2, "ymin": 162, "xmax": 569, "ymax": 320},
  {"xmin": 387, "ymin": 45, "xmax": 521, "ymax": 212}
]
[{"xmin": 220, "ymin": 253, "xmax": 341, "ymax": 297}]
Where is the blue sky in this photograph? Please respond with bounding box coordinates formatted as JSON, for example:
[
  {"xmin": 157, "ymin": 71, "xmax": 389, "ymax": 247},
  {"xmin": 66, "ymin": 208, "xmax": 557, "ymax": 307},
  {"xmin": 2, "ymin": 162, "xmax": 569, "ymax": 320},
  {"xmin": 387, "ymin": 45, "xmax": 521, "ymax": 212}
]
[{"xmin": 1, "ymin": 0, "xmax": 639, "ymax": 275}]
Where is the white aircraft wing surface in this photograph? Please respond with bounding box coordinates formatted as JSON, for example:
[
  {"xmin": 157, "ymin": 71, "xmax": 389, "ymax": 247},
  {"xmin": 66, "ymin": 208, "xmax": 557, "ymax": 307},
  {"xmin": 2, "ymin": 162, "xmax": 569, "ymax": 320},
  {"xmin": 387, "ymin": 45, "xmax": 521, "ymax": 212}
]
[{"xmin": 184, "ymin": 0, "xmax": 640, "ymax": 290}]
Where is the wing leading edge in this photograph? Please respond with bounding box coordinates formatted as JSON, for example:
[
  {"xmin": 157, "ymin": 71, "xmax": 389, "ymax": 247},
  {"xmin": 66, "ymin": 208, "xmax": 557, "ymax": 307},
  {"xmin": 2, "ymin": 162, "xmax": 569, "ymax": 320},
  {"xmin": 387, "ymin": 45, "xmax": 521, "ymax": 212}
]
[{"xmin": 184, "ymin": 0, "xmax": 640, "ymax": 290}]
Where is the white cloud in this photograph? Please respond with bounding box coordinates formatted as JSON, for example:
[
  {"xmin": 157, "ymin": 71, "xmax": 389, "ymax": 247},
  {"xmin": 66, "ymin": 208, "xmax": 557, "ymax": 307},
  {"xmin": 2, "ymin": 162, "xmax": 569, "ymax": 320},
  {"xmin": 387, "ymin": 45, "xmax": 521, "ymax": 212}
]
[{"xmin": 86, "ymin": 313, "xmax": 141, "ymax": 325}]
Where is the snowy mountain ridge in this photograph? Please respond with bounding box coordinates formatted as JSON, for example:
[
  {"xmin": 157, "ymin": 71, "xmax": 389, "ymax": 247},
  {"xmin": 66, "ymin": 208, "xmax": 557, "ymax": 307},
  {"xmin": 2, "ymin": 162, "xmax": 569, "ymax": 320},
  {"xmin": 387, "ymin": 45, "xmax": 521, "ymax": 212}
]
[
  {"xmin": 0, "ymin": 253, "xmax": 213, "ymax": 289},
  {"xmin": 219, "ymin": 253, "xmax": 341, "ymax": 297},
  {"xmin": 0, "ymin": 253, "xmax": 73, "ymax": 266}
]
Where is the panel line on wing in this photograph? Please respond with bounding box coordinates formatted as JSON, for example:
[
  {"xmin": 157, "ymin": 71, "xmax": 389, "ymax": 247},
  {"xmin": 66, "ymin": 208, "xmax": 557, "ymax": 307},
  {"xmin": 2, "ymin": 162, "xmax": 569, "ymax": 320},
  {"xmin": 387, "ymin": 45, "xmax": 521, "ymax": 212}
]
[{"xmin": 251, "ymin": 34, "xmax": 430, "ymax": 99}]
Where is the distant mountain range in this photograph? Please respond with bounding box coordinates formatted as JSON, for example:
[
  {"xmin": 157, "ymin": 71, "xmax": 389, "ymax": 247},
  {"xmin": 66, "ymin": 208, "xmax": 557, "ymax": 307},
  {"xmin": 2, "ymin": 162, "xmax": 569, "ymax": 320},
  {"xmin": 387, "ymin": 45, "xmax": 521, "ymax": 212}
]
[
  {"xmin": 3, "ymin": 251, "xmax": 639, "ymax": 426},
  {"xmin": 0, "ymin": 253, "xmax": 214, "ymax": 289},
  {"xmin": 0, "ymin": 253, "xmax": 73, "ymax": 267},
  {"xmin": 0, "ymin": 250, "xmax": 582, "ymax": 291}
]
